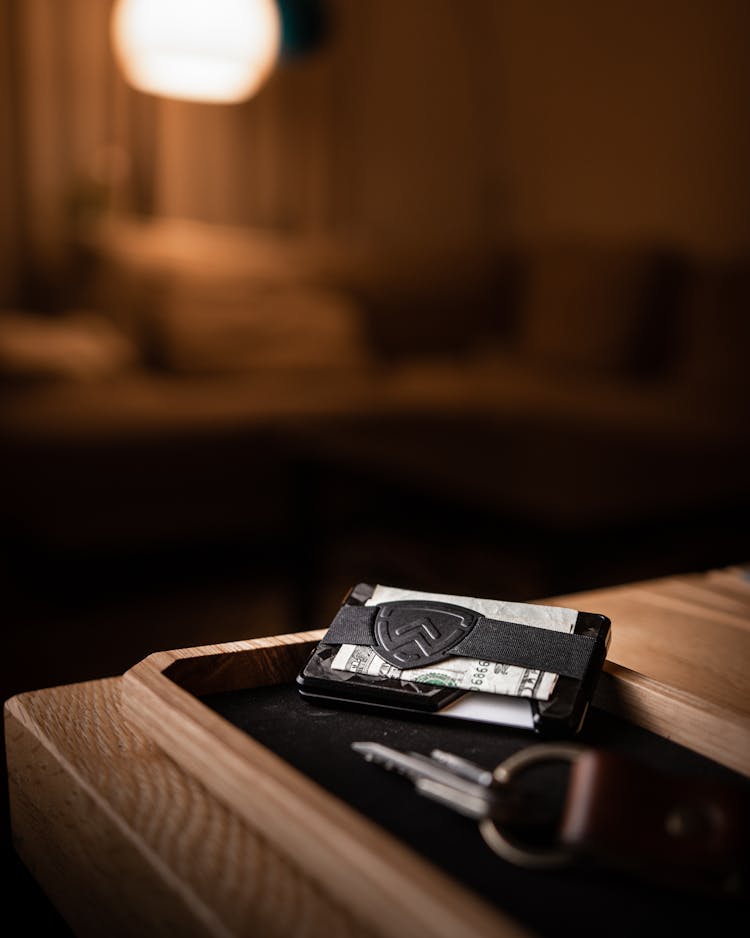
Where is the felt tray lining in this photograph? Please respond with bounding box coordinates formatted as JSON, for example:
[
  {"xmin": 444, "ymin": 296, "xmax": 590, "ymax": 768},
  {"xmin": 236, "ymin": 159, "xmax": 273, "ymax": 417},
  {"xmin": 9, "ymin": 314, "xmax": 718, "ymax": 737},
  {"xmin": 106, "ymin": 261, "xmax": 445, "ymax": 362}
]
[{"xmin": 204, "ymin": 683, "xmax": 746, "ymax": 938}]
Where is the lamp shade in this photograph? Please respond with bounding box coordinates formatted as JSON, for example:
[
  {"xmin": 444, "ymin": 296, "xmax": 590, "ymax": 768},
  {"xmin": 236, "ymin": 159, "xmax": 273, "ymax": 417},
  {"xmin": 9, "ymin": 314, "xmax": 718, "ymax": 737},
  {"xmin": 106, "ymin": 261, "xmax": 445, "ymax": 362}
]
[{"xmin": 111, "ymin": 0, "xmax": 281, "ymax": 104}]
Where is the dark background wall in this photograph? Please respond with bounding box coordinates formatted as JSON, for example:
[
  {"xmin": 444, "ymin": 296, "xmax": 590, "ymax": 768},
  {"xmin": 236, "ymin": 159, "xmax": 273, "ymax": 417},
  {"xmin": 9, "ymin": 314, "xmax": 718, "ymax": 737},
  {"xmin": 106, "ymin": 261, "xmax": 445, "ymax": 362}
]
[
  {"xmin": 1, "ymin": 4, "xmax": 749, "ymax": 930},
  {"xmin": 0, "ymin": 0, "xmax": 748, "ymax": 695}
]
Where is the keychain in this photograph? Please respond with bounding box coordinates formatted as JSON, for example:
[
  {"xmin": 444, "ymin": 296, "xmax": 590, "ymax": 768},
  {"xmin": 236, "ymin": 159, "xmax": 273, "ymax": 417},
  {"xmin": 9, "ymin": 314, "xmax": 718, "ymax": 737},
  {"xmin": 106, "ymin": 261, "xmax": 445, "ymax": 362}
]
[{"xmin": 352, "ymin": 741, "xmax": 749, "ymax": 896}]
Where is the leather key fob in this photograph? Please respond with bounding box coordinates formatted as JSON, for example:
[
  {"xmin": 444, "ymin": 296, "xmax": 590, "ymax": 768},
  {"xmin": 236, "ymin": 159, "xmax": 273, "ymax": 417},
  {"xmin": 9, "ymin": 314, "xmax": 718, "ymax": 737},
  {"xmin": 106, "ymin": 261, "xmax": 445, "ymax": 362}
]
[{"xmin": 559, "ymin": 750, "xmax": 749, "ymax": 894}]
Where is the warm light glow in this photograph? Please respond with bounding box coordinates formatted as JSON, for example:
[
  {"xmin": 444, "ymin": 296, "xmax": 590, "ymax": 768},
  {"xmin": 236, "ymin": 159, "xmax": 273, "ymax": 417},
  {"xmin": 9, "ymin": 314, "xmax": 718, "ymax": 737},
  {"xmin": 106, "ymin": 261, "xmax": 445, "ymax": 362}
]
[{"xmin": 111, "ymin": 0, "xmax": 281, "ymax": 104}]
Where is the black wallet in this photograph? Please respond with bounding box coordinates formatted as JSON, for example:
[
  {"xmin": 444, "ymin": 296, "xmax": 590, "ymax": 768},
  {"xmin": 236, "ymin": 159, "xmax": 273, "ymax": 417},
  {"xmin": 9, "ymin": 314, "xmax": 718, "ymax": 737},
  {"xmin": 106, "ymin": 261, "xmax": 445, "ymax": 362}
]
[{"xmin": 297, "ymin": 583, "xmax": 611, "ymax": 737}]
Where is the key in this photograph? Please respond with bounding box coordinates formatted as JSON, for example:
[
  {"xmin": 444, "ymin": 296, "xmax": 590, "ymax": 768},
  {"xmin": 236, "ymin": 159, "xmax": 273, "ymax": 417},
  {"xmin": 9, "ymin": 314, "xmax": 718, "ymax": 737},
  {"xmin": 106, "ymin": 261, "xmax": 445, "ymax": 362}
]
[
  {"xmin": 353, "ymin": 740, "xmax": 750, "ymax": 892},
  {"xmin": 429, "ymin": 748, "xmax": 494, "ymax": 787},
  {"xmin": 352, "ymin": 740, "xmax": 588, "ymax": 871},
  {"xmin": 351, "ymin": 741, "xmax": 510, "ymax": 822}
]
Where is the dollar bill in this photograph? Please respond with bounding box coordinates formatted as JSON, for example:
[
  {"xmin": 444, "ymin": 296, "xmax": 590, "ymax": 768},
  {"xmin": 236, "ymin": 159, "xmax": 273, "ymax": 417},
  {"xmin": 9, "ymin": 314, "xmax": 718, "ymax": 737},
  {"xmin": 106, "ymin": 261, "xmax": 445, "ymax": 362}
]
[{"xmin": 330, "ymin": 644, "xmax": 558, "ymax": 700}]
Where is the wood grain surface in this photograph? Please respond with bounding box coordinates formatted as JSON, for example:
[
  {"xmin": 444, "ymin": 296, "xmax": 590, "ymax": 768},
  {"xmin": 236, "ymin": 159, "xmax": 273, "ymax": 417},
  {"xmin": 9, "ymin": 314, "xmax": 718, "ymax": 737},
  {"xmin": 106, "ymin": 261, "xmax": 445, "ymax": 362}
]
[
  {"xmin": 6, "ymin": 669, "xmax": 526, "ymax": 938},
  {"xmin": 120, "ymin": 634, "xmax": 525, "ymax": 938},
  {"xmin": 7, "ymin": 676, "xmax": 473, "ymax": 938},
  {"xmin": 549, "ymin": 568, "xmax": 750, "ymax": 719},
  {"xmin": 557, "ymin": 568, "xmax": 750, "ymax": 775},
  {"xmin": 6, "ymin": 567, "xmax": 750, "ymax": 937}
]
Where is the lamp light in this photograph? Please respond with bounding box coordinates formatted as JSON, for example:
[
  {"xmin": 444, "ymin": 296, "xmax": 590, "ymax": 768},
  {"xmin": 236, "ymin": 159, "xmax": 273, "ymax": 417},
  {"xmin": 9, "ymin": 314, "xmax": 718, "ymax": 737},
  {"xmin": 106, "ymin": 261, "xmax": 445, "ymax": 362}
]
[{"xmin": 111, "ymin": 0, "xmax": 282, "ymax": 104}]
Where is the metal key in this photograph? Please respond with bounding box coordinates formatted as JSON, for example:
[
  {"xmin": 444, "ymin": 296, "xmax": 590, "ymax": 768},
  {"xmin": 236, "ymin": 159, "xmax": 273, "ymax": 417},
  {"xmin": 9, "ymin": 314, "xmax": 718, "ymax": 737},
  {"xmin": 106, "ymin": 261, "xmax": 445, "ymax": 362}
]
[
  {"xmin": 352, "ymin": 741, "xmax": 750, "ymax": 893},
  {"xmin": 351, "ymin": 741, "xmax": 512, "ymax": 823},
  {"xmin": 352, "ymin": 740, "xmax": 585, "ymax": 868}
]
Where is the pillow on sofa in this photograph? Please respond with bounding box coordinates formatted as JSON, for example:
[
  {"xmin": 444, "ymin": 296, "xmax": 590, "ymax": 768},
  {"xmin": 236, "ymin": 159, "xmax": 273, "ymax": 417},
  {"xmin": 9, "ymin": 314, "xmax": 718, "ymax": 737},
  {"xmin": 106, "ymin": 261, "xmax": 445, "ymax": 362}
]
[
  {"xmin": 516, "ymin": 243, "xmax": 680, "ymax": 379},
  {"xmin": 344, "ymin": 247, "xmax": 518, "ymax": 360},
  {"xmin": 677, "ymin": 261, "xmax": 750, "ymax": 401},
  {"xmin": 155, "ymin": 275, "xmax": 370, "ymax": 373}
]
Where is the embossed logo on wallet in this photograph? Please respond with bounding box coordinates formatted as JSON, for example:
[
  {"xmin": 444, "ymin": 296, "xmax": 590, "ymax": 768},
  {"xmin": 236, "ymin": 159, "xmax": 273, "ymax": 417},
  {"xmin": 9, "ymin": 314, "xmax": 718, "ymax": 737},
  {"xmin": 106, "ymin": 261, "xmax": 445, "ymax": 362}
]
[{"xmin": 373, "ymin": 601, "xmax": 477, "ymax": 667}]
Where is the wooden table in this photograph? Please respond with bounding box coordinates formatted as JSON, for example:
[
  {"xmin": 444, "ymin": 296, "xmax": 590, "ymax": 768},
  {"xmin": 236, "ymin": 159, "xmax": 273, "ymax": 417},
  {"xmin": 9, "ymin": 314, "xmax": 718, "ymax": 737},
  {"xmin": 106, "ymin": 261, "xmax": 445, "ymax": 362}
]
[{"xmin": 5, "ymin": 567, "xmax": 750, "ymax": 938}]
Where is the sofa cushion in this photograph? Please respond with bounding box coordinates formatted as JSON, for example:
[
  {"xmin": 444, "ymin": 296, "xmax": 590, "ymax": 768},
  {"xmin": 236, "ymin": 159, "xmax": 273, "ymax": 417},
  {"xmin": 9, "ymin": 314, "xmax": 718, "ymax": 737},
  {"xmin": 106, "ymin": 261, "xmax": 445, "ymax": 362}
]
[{"xmin": 517, "ymin": 244, "xmax": 680, "ymax": 378}]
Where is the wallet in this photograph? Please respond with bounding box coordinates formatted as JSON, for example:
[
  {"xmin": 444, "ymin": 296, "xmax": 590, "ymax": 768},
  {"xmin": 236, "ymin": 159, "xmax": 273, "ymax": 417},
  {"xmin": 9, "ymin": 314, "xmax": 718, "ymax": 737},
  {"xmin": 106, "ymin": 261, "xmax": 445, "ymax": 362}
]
[{"xmin": 297, "ymin": 582, "xmax": 611, "ymax": 736}]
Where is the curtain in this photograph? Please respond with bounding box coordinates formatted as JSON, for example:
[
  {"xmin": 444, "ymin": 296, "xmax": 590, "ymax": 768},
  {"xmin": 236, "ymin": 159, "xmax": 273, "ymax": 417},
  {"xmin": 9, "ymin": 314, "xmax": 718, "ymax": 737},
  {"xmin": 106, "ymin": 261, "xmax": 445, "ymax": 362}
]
[{"xmin": 2, "ymin": 0, "xmax": 155, "ymax": 308}]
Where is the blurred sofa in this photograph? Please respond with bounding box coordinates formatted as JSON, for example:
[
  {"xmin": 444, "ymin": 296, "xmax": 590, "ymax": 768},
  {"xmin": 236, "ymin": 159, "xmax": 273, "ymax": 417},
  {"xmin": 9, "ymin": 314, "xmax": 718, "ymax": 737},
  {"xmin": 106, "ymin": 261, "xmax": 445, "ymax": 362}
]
[{"xmin": 2, "ymin": 218, "xmax": 749, "ymax": 556}]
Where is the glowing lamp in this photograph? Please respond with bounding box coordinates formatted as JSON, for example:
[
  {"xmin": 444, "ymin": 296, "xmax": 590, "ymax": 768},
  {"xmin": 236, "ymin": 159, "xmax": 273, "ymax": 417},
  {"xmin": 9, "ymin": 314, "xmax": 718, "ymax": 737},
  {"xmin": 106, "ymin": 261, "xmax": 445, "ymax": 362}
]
[{"xmin": 111, "ymin": 0, "xmax": 282, "ymax": 104}]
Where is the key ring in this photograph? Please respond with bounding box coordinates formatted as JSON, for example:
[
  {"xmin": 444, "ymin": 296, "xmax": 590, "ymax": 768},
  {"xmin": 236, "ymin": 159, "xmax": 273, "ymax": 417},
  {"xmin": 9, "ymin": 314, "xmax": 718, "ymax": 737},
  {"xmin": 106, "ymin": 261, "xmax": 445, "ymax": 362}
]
[{"xmin": 479, "ymin": 743, "xmax": 585, "ymax": 869}]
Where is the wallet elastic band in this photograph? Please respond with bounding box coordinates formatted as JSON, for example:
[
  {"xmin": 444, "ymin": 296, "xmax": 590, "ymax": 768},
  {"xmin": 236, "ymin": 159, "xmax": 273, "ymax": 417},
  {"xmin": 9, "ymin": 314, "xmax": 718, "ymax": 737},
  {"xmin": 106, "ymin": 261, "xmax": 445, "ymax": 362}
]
[{"xmin": 322, "ymin": 603, "xmax": 597, "ymax": 679}]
